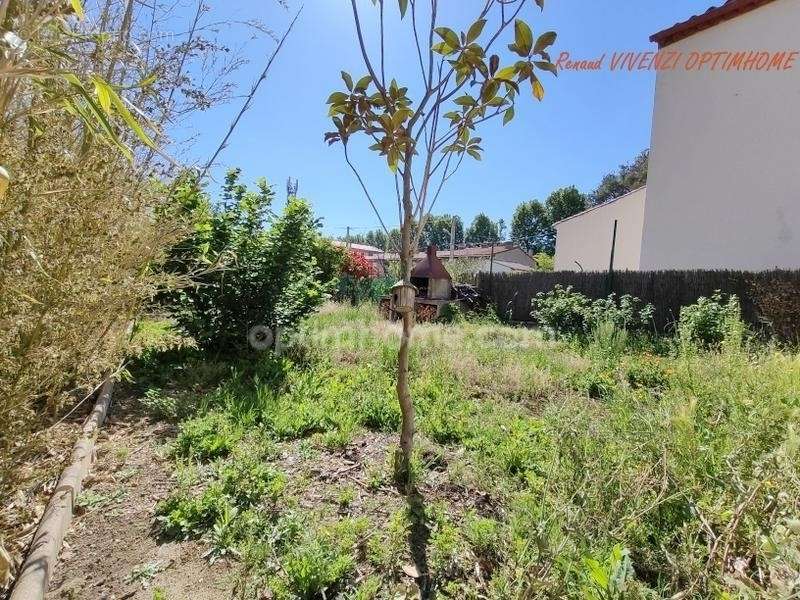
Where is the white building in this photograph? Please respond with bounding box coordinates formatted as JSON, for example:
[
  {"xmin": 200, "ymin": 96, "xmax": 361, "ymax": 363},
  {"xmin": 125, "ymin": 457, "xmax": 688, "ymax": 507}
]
[
  {"xmin": 554, "ymin": 187, "xmax": 645, "ymax": 272},
  {"xmin": 554, "ymin": 0, "xmax": 800, "ymax": 272}
]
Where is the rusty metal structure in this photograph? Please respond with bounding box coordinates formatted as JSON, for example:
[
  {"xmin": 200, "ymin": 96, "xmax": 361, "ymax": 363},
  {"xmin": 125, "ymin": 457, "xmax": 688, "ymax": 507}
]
[{"xmin": 384, "ymin": 245, "xmax": 462, "ymax": 321}]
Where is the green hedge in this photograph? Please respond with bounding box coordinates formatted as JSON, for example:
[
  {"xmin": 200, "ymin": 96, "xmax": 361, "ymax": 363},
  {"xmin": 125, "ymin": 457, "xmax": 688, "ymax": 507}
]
[{"xmin": 477, "ymin": 269, "xmax": 800, "ymax": 341}]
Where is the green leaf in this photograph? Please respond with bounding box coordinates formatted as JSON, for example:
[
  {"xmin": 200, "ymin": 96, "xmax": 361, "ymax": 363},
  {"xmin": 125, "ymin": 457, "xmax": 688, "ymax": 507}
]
[
  {"xmin": 466, "ymin": 19, "xmax": 486, "ymax": 43},
  {"xmin": 503, "ymin": 106, "xmax": 515, "ymax": 125},
  {"xmin": 91, "ymin": 76, "xmax": 112, "ymax": 113},
  {"xmin": 432, "ymin": 42, "xmax": 455, "ymax": 56},
  {"xmin": 63, "ymin": 82, "xmax": 130, "ymax": 159},
  {"xmin": 354, "ymin": 75, "xmax": 373, "ymax": 91},
  {"xmin": 108, "ymin": 86, "xmax": 155, "ymax": 147},
  {"xmin": 398, "ymin": 0, "xmax": 409, "ymax": 18},
  {"xmin": 534, "ymin": 31, "xmax": 557, "ymax": 54},
  {"xmin": 434, "ymin": 27, "xmax": 460, "ymax": 50},
  {"xmin": 326, "ymin": 91, "xmax": 348, "ymax": 104},
  {"xmin": 535, "ymin": 0, "xmax": 545, "ymax": 9},
  {"xmin": 481, "ymin": 80, "xmax": 499, "ymax": 103},
  {"xmin": 531, "ymin": 75, "xmax": 545, "ymax": 101},
  {"xmin": 514, "ymin": 20, "xmax": 533, "ymax": 55},
  {"xmin": 454, "ymin": 95, "xmax": 477, "ymax": 107},
  {"xmin": 495, "ymin": 66, "xmax": 516, "ymax": 81},
  {"xmin": 70, "ymin": 0, "xmax": 85, "ymax": 19},
  {"xmin": 341, "ymin": 71, "xmax": 353, "ymax": 91},
  {"xmin": 467, "ymin": 148, "xmax": 482, "ymax": 160},
  {"xmin": 534, "ymin": 60, "xmax": 558, "ymax": 76}
]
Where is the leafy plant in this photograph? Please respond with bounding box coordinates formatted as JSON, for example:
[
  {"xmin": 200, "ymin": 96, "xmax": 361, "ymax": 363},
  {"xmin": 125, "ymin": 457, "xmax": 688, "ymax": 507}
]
[
  {"xmin": 579, "ymin": 545, "xmax": 636, "ymax": 600},
  {"xmin": 532, "ymin": 285, "xmax": 654, "ymax": 340},
  {"xmin": 166, "ymin": 170, "xmax": 335, "ymax": 352},
  {"xmin": 172, "ymin": 412, "xmax": 242, "ymax": 461},
  {"xmin": 678, "ymin": 291, "xmax": 744, "ymax": 349}
]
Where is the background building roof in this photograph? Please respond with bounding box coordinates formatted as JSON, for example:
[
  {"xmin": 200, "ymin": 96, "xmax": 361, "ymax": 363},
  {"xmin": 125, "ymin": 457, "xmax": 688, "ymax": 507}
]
[{"xmin": 650, "ymin": 0, "xmax": 776, "ymax": 47}]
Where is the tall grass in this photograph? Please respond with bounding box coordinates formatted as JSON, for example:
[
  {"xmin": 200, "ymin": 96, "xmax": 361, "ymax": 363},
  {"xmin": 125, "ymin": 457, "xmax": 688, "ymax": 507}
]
[{"xmin": 146, "ymin": 304, "xmax": 799, "ymax": 598}]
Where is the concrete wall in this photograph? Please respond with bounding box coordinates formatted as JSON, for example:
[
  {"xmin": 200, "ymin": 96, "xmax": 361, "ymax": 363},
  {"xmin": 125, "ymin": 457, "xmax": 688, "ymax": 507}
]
[
  {"xmin": 554, "ymin": 187, "xmax": 646, "ymax": 272},
  {"xmin": 641, "ymin": 0, "xmax": 800, "ymax": 270}
]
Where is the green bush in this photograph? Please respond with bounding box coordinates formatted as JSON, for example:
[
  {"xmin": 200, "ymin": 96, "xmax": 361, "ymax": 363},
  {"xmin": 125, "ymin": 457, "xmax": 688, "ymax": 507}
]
[
  {"xmin": 532, "ymin": 285, "xmax": 654, "ymax": 340},
  {"xmin": 165, "ymin": 170, "xmax": 336, "ymax": 352},
  {"xmin": 678, "ymin": 291, "xmax": 744, "ymax": 348}
]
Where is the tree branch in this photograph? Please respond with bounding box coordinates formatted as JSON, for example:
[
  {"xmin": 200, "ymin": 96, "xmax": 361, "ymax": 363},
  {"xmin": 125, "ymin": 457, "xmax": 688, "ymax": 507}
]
[
  {"xmin": 199, "ymin": 6, "xmax": 302, "ymax": 181},
  {"xmin": 344, "ymin": 143, "xmax": 400, "ymax": 252}
]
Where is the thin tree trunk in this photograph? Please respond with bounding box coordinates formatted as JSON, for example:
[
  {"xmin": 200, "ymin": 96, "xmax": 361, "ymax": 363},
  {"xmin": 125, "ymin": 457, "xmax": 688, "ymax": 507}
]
[
  {"xmin": 396, "ymin": 309, "xmax": 414, "ymax": 483},
  {"xmin": 395, "ymin": 152, "xmax": 416, "ymax": 486}
]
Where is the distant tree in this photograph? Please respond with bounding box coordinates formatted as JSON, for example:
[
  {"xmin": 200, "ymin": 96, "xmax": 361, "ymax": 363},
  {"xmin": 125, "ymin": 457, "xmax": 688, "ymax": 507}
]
[
  {"xmin": 497, "ymin": 218, "xmax": 507, "ymax": 241},
  {"xmin": 365, "ymin": 230, "xmax": 386, "ymax": 249},
  {"xmin": 341, "ymin": 232, "xmax": 367, "ymax": 245},
  {"xmin": 421, "ymin": 214, "xmax": 463, "ymax": 250},
  {"xmin": 466, "ymin": 213, "xmax": 500, "ymax": 244},
  {"xmin": 589, "ymin": 149, "xmax": 649, "ymax": 206},
  {"xmin": 546, "ymin": 186, "xmax": 586, "ymax": 223},
  {"xmin": 541, "ymin": 186, "xmax": 586, "ymax": 250},
  {"xmin": 511, "ymin": 200, "xmax": 550, "ymax": 253}
]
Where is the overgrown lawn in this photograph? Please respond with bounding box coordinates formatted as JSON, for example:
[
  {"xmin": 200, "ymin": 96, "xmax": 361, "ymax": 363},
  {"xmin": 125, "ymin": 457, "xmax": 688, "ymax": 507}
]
[{"xmin": 135, "ymin": 303, "xmax": 800, "ymax": 599}]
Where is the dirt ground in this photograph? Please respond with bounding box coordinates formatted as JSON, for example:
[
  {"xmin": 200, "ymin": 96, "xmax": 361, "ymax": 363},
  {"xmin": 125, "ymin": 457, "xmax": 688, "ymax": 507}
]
[
  {"xmin": 45, "ymin": 394, "xmax": 236, "ymax": 600},
  {"xmin": 36, "ymin": 391, "xmax": 497, "ymax": 599}
]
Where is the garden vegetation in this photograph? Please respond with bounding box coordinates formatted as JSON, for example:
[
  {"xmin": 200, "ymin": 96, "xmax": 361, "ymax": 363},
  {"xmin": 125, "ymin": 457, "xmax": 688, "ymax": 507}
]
[{"xmin": 131, "ymin": 295, "xmax": 799, "ymax": 599}]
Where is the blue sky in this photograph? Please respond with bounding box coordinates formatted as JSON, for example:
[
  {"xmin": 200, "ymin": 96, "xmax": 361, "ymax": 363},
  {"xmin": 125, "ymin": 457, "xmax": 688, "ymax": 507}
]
[{"xmin": 176, "ymin": 0, "xmax": 720, "ymax": 237}]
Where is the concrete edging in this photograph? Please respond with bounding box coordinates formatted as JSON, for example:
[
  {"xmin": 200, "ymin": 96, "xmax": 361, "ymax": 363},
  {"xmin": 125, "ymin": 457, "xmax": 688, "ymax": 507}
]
[{"xmin": 10, "ymin": 378, "xmax": 116, "ymax": 600}]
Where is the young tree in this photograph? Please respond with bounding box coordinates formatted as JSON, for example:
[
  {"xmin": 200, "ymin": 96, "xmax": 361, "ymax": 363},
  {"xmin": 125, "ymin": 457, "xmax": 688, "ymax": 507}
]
[
  {"xmin": 326, "ymin": 0, "xmax": 557, "ymax": 483},
  {"xmin": 466, "ymin": 212, "xmax": 500, "ymax": 244}
]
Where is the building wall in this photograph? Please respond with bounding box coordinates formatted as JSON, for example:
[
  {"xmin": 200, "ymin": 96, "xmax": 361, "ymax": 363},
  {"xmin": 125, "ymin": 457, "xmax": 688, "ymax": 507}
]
[
  {"xmin": 495, "ymin": 248, "xmax": 535, "ymax": 267},
  {"xmin": 641, "ymin": 0, "xmax": 800, "ymax": 270},
  {"xmin": 554, "ymin": 187, "xmax": 646, "ymax": 272}
]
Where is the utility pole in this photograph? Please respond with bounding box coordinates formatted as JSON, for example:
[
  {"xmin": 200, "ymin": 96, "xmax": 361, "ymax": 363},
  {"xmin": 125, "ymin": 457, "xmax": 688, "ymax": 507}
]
[
  {"xmin": 488, "ymin": 239, "xmax": 496, "ymax": 296},
  {"xmin": 607, "ymin": 219, "xmax": 618, "ymax": 294},
  {"xmin": 450, "ymin": 217, "xmax": 455, "ymax": 261},
  {"xmin": 346, "ymin": 226, "xmax": 351, "ymax": 249}
]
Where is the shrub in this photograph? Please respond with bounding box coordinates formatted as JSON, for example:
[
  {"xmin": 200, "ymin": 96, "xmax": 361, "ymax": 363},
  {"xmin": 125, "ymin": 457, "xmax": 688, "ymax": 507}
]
[
  {"xmin": 165, "ymin": 170, "xmax": 335, "ymax": 352},
  {"xmin": 341, "ymin": 249, "xmax": 377, "ymax": 279},
  {"xmin": 533, "ymin": 252, "xmax": 554, "ymax": 271},
  {"xmin": 678, "ymin": 291, "xmax": 743, "ymax": 348},
  {"xmin": 532, "ymin": 285, "xmax": 592, "ymax": 338},
  {"xmin": 532, "ymin": 285, "xmax": 654, "ymax": 340},
  {"xmin": 0, "ymin": 116, "xmax": 181, "ymax": 488}
]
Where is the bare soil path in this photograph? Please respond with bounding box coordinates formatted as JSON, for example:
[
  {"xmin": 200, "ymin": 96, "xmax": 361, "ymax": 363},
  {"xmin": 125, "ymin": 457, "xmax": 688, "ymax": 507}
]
[{"xmin": 45, "ymin": 394, "xmax": 235, "ymax": 600}]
